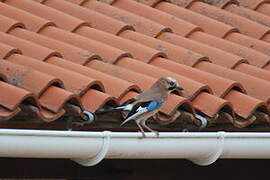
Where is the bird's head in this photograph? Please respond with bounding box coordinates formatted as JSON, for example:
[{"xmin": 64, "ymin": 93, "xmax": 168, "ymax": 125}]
[{"xmin": 159, "ymin": 77, "xmax": 184, "ymax": 93}]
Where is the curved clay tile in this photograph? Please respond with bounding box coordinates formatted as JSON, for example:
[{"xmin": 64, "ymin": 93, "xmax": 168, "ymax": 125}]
[
  {"xmin": 39, "ymin": 26, "xmax": 131, "ymax": 64},
  {"xmin": 265, "ymin": 64, "xmax": 270, "ymax": 71},
  {"xmin": 0, "ymin": 60, "xmax": 63, "ymax": 97},
  {"xmin": 0, "ymin": 14, "xmax": 25, "ymax": 33},
  {"xmin": 155, "ymin": 1, "xmax": 238, "ymax": 38},
  {"xmin": 203, "ymin": 0, "xmax": 238, "ymax": 8},
  {"xmin": 224, "ymin": 4, "xmax": 270, "ymax": 28},
  {"xmin": 195, "ymin": 61, "xmax": 270, "ymax": 103},
  {"xmin": 234, "ymin": 63, "xmax": 270, "ymax": 82},
  {"xmin": 262, "ymin": 33, "xmax": 270, "ymax": 43},
  {"xmin": 224, "ymin": 91, "xmax": 269, "ymax": 127},
  {"xmin": 81, "ymin": 89, "xmax": 117, "ymax": 112},
  {"xmin": 224, "ymin": 32, "xmax": 270, "ymax": 56},
  {"xmin": 189, "ymin": 31, "xmax": 270, "ymax": 68},
  {"xmin": 150, "ymin": 58, "xmax": 245, "ymax": 97},
  {"xmin": 113, "ymin": 0, "xmax": 202, "ymax": 37},
  {"xmin": 0, "ymin": 72, "xmax": 7, "ymax": 82},
  {"xmin": 191, "ymin": 92, "xmax": 234, "ymax": 119},
  {"xmin": 160, "ymin": 94, "xmax": 194, "ymax": 116},
  {"xmin": 0, "ymin": 81, "xmax": 37, "ymax": 111},
  {"xmin": 0, "ymin": 106, "xmax": 20, "ymax": 121},
  {"xmin": 88, "ymin": 60, "xmax": 157, "ymax": 91},
  {"xmin": 158, "ymin": 32, "xmax": 247, "ymax": 69},
  {"xmin": 21, "ymin": 105, "xmax": 65, "ymax": 122},
  {"xmin": 237, "ymin": 0, "xmax": 270, "ymax": 10},
  {"xmin": 0, "ymin": 42, "xmax": 22, "ymax": 59},
  {"xmin": 224, "ymin": 91, "xmax": 270, "ymax": 128},
  {"xmin": 4, "ymin": 0, "xmax": 91, "ymax": 32},
  {"xmin": 42, "ymin": 0, "xmax": 134, "ymax": 35},
  {"xmin": 0, "ymin": 2, "xmax": 55, "ymax": 32},
  {"xmin": 116, "ymin": 57, "xmax": 212, "ymax": 99},
  {"xmin": 6, "ymin": 54, "xmax": 104, "ymax": 96},
  {"xmin": 224, "ymin": 90, "xmax": 269, "ymax": 120},
  {"xmin": 123, "ymin": 0, "xmax": 165, "ymax": 7},
  {"xmin": 75, "ymin": 26, "xmax": 166, "ymax": 63},
  {"xmin": 0, "ymin": 32, "xmax": 62, "ymax": 61},
  {"xmin": 119, "ymin": 30, "xmax": 209, "ymax": 67},
  {"xmin": 47, "ymin": 57, "xmax": 141, "ymax": 100},
  {"xmin": 188, "ymin": 1, "xmax": 270, "ymax": 39},
  {"xmin": 256, "ymin": 3, "xmax": 270, "ymax": 17},
  {"xmin": 9, "ymin": 28, "xmax": 101, "ymax": 65},
  {"xmin": 80, "ymin": 0, "xmax": 172, "ymax": 37},
  {"xmin": 39, "ymin": 86, "xmax": 82, "ymax": 113}
]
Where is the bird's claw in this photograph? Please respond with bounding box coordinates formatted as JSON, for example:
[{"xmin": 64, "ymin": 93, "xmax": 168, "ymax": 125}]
[{"xmin": 154, "ymin": 131, "xmax": 159, "ymax": 137}]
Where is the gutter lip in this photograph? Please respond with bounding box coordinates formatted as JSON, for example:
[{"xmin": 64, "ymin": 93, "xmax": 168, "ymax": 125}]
[
  {"xmin": 0, "ymin": 129, "xmax": 270, "ymax": 138},
  {"xmin": 1, "ymin": 129, "xmax": 270, "ymax": 166}
]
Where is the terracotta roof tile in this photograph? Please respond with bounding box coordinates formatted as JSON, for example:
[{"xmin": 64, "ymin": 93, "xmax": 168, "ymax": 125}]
[
  {"xmin": 0, "ymin": 2, "xmax": 55, "ymax": 32},
  {"xmin": 5, "ymin": 0, "xmax": 91, "ymax": 32},
  {"xmin": 39, "ymin": 0, "xmax": 134, "ymax": 35},
  {"xmin": 196, "ymin": 62, "xmax": 270, "ymax": 103},
  {"xmin": 40, "ymin": 26, "xmax": 131, "ymax": 64},
  {"xmin": 155, "ymin": 1, "xmax": 238, "ymax": 38},
  {"xmin": 80, "ymin": 0, "xmax": 172, "ymax": 37},
  {"xmin": 6, "ymin": 54, "xmax": 103, "ymax": 96},
  {"xmin": 0, "ymin": 80, "xmax": 37, "ymax": 111},
  {"xmin": 0, "ymin": 59, "xmax": 63, "ymax": 96},
  {"xmin": 112, "ymin": 0, "xmax": 203, "ymax": 37},
  {"xmin": 9, "ymin": 28, "xmax": 101, "ymax": 65},
  {"xmin": 75, "ymin": 26, "xmax": 166, "ymax": 63},
  {"xmin": 119, "ymin": 30, "xmax": 209, "ymax": 67},
  {"xmin": 158, "ymin": 32, "xmax": 247, "ymax": 69},
  {"xmin": 237, "ymin": 0, "xmax": 269, "ymax": 10},
  {"xmin": 224, "ymin": 32, "xmax": 270, "ymax": 57},
  {"xmin": 0, "ymin": 14, "xmax": 25, "ymax": 33},
  {"xmin": 0, "ymin": 31, "xmax": 62, "ymax": 61},
  {"xmin": 224, "ymin": 3, "xmax": 270, "ymax": 28},
  {"xmin": 187, "ymin": 1, "xmax": 270, "ymax": 39},
  {"xmin": 47, "ymin": 56, "xmax": 141, "ymax": 100},
  {"xmin": 80, "ymin": 89, "xmax": 117, "ymax": 112},
  {"xmin": 0, "ymin": 0, "xmax": 269, "ymax": 130},
  {"xmin": 150, "ymin": 58, "xmax": 245, "ymax": 97},
  {"xmin": 0, "ymin": 42, "xmax": 21, "ymax": 59},
  {"xmin": 154, "ymin": 1, "xmax": 270, "ymax": 57},
  {"xmin": 189, "ymin": 31, "xmax": 270, "ymax": 68},
  {"xmin": 256, "ymin": 3, "xmax": 270, "ymax": 17},
  {"xmin": 191, "ymin": 92, "xmax": 233, "ymax": 119}
]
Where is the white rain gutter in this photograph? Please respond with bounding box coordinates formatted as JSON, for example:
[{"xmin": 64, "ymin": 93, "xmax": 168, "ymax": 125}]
[{"xmin": 0, "ymin": 129, "xmax": 270, "ymax": 166}]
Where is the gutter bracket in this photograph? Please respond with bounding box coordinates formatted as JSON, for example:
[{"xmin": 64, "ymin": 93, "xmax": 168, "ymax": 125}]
[
  {"xmin": 72, "ymin": 131, "xmax": 111, "ymax": 166},
  {"xmin": 189, "ymin": 131, "xmax": 225, "ymax": 166}
]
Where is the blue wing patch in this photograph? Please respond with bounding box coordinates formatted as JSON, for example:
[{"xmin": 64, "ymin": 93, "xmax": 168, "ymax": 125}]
[{"xmin": 146, "ymin": 100, "xmax": 163, "ymax": 111}]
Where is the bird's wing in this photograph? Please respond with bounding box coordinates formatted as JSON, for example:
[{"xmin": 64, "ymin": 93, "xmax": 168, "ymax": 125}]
[
  {"xmin": 121, "ymin": 100, "xmax": 164, "ymax": 126},
  {"xmin": 95, "ymin": 100, "xmax": 135, "ymax": 114},
  {"xmin": 120, "ymin": 106, "xmax": 148, "ymax": 126}
]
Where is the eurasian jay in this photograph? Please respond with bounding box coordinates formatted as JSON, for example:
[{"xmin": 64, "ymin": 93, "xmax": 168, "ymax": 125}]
[{"xmin": 96, "ymin": 77, "xmax": 184, "ymax": 137}]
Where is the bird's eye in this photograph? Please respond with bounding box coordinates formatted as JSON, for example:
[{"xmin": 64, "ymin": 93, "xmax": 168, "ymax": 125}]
[{"xmin": 169, "ymin": 81, "xmax": 175, "ymax": 86}]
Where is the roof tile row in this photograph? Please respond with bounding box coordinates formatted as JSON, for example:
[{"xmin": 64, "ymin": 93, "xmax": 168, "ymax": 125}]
[{"xmin": 0, "ymin": 0, "xmax": 269, "ymax": 130}]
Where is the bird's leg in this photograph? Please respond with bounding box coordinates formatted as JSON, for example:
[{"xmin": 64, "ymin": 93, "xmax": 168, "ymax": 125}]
[
  {"xmin": 66, "ymin": 116, "xmax": 73, "ymax": 131},
  {"xmin": 141, "ymin": 120, "xmax": 159, "ymax": 137},
  {"xmin": 135, "ymin": 120, "xmax": 146, "ymax": 138}
]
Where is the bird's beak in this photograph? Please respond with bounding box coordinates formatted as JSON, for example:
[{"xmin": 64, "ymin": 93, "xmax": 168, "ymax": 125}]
[{"xmin": 175, "ymin": 86, "xmax": 184, "ymax": 91}]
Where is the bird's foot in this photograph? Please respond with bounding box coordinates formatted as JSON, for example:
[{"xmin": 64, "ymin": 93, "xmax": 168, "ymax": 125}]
[
  {"xmin": 153, "ymin": 131, "xmax": 159, "ymax": 137},
  {"xmin": 138, "ymin": 130, "xmax": 146, "ymax": 139}
]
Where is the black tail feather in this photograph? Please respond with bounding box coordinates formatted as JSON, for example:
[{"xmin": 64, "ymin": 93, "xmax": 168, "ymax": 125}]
[{"xmin": 95, "ymin": 107, "xmax": 124, "ymax": 114}]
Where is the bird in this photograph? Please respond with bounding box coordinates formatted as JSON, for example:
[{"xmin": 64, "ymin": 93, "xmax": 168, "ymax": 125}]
[{"xmin": 95, "ymin": 77, "xmax": 184, "ymax": 138}]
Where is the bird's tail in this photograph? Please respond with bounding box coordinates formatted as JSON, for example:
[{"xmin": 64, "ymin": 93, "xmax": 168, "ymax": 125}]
[
  {"xmin": 95, "ymin": 105, "xmax": 133, "ymax": 115},
  {"xmin": 120, "ymin": 118, "xmax": 132, "ymax": 126}
]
